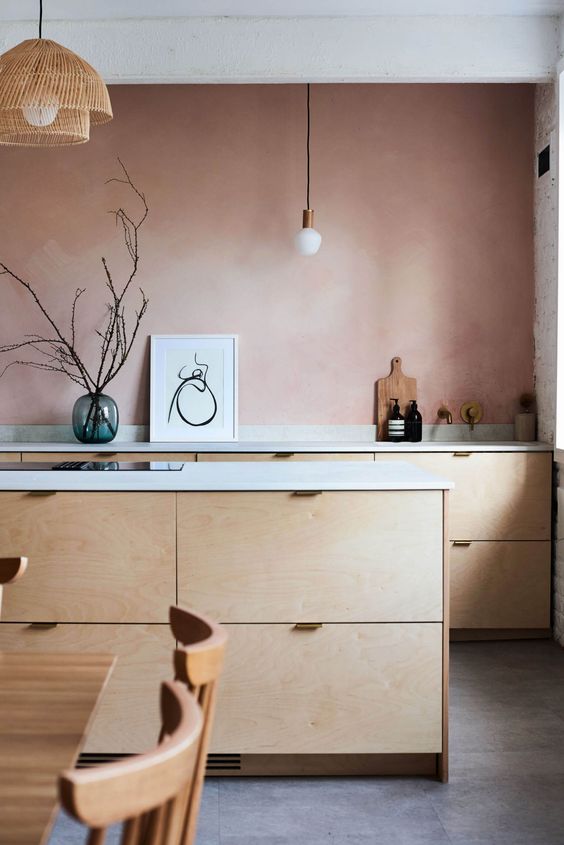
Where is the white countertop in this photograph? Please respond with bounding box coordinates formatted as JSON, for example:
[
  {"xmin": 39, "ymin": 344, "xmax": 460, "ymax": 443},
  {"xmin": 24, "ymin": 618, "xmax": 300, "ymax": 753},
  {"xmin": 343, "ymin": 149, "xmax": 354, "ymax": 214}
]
[
  {"xmin": 0, "ymin": 460, "xmax": 453, "ymax": 492},
  {"xmin": 0, "ymin": 440, "xmax": 552, "ymax": 453}
]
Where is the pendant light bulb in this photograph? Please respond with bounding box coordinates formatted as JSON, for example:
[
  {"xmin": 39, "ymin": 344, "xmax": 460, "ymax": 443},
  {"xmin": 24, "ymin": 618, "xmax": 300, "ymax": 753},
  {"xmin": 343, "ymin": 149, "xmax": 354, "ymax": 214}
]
[
  {"xmin": 295, "ymin": 84, "xmax": 322, "ymax": 257},
  {"xmin": 23, "ymin": 104, "xmax": 59, "ymax": 126},
  {"xmin": 295, "ymin": 209, "xmax": 322, "ymax": 256}
]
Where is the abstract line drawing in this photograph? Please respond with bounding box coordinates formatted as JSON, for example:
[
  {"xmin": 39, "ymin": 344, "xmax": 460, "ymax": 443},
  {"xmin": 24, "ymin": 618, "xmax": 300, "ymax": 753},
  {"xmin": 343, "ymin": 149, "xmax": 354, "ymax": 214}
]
[{"xmin": 167, "ymin": 352, "xmax": 218, "ymax": 426}]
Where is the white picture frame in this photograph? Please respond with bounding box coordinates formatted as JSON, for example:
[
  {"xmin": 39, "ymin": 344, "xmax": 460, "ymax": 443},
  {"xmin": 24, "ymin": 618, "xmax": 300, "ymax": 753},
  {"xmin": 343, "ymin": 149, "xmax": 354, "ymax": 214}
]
[{"xmin": 150, "ymin": 334, "xmax": 238, "ymax": 442}]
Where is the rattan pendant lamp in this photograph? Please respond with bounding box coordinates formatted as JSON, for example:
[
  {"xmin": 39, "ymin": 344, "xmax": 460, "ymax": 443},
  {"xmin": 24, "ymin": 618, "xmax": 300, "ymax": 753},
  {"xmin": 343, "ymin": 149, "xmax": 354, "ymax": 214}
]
[{"xmin": 0, "ymin": 0, "xmax": 112, "ymax": 147}]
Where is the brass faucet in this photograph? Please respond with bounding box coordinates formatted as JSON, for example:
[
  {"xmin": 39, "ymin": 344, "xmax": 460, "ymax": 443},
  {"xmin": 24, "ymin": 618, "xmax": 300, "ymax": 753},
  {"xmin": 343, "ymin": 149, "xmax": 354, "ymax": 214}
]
[{"xmin": 437, "ymin": 406, "xmax": 453, "ymax": 424}]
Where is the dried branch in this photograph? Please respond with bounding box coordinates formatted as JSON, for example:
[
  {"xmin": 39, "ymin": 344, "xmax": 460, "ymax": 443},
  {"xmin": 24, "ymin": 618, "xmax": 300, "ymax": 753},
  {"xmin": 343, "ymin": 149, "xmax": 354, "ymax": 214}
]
[{"xmin": 0, "ymin": 159, "xmax": 149, "ymax": 401}]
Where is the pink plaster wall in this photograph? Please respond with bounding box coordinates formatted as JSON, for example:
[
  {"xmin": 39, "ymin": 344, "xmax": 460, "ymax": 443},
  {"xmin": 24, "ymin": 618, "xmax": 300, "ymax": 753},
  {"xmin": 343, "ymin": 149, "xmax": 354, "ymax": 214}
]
[{"xmin": 0, "ymin": 84, "xmax": 534, "ymax": 425}]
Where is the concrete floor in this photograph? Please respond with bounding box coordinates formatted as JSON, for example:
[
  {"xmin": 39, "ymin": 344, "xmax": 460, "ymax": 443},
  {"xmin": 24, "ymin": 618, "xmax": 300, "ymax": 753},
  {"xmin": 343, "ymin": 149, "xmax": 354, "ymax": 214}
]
[{"xmin": 50, "ymin": 640, "xmax": 564, "ymax": 845}]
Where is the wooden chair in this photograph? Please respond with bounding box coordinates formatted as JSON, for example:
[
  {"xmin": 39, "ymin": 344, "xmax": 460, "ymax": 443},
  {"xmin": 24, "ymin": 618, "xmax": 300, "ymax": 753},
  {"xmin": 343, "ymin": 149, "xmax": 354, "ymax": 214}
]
[
  {"xmin": 59, "ymin": 680, "xmax": 203, "ymax": 845},
  {"xmin": 0, "ymin": 557, "xmax": 27, "ymax": 617},
  {"xmin": 168, "ymin": 606, "xmax": 228, "ymax": 845}
]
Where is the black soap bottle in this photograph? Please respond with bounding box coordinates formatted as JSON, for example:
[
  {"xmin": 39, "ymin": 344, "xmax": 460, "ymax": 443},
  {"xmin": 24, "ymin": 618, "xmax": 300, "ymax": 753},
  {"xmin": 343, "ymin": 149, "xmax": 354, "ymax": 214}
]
[
  {"xmin": 406, "ymin": 400, "xmax": 423, "ymax": 443},
  {"xmin": 387, "ymin": 398, "xmax": 405, "ymax": 443}
]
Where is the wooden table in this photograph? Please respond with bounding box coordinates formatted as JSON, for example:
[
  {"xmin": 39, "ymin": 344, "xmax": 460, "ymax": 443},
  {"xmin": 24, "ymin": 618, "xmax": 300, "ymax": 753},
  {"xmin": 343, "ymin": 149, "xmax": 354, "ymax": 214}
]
[{"xmin": 0, "ymin": 651, "xmax": 115, "ymax": 845}]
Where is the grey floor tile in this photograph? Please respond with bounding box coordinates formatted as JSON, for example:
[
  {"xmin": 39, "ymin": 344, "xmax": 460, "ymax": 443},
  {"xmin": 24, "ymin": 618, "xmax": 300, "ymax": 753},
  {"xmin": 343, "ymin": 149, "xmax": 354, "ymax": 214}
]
[
  {"xmin": 424, "ymin": 776, "xmax": 564, "ymax": 844},
  {"xmin": 196, "ymin": 780, "xmax": 221, "ymax": 845},
  {"xmin": 218, "ymin": 777, "xmax": 450, "ymax": 844},
  {"xmin": 44, "ymin": 641, "xmax": 564, "ymax": 845},
  {"xmin": 48, "ymin": 810, "xmax": 121, "ymax": 844},
  {"xmin": 448, "ymin": 749, "xmax": 564, "ymax": 781}
]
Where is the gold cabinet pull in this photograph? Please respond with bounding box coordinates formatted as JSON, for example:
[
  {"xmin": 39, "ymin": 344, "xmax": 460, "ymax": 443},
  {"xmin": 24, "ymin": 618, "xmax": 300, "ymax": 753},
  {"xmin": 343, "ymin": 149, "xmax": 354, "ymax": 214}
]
[
  {"xmin": 294, "ymin": 623, "xmax": 323, "ymax": 631},
  {"xmin": 293, "ymin": 491, "xmax": 323, "ymax": 497},
  {"xmin": 28, "ymin": 622, "xmax": 58, "ymax": 630},
  {"xmin": 273, "ymin": 452, "xmax": 295, "ymax": 458},
  {"xmin": 453, "ymin": 452, "xmax": 471, "ymax": 457},
  {"xmin": 28, "ymin": 490, "xmax": 57, "ymax": 497},
  {"xmin": 452, "ymin": 540, "xmax": 472, "ymax": 546},
  {"xmin": 98, "ymin": 452, "xmax": 118, "ymax": 457}
]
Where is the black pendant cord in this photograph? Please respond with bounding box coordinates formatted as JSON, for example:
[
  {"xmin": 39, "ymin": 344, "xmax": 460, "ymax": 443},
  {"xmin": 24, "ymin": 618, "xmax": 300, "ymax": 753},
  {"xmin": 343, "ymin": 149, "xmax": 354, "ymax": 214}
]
[
  {"xmin": 38, "ymin": 0, "xmax": 43, "ymax": 38},
  {"xmin": 306, "ymin": 83, "xmax": 311, "ymax": 209}
]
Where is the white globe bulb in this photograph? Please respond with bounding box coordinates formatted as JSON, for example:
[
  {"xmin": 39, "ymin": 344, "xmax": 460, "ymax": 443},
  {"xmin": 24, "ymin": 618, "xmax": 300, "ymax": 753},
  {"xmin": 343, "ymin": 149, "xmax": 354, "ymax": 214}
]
[
  {"xmin": 23, "ymin": 104, "xmax": 59, "ymax": 127},
  {"xmin": 294, "ymin": 226, "xmax": 322, "ymax": 256}
]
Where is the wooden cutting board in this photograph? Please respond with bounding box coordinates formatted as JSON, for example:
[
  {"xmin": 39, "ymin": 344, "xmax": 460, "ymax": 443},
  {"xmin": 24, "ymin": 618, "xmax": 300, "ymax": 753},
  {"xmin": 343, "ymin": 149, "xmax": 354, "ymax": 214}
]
[{"xmin": 376, "ymin": 357, "xmax": 417, "ymax": 441}]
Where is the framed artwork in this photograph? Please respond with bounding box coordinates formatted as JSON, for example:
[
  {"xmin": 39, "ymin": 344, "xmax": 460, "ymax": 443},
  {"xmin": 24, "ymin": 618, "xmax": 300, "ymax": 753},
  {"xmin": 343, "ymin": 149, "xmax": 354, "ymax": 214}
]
[{"xmin": 150, "ymin": 335, "xmax": 238, "ymax": 442}]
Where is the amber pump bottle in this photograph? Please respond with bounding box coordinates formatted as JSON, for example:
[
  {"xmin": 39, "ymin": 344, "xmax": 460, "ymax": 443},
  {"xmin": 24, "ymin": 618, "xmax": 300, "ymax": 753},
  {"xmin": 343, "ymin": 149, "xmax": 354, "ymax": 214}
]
[
  {"xmin": 387, "ymin": 398, "xmax": 405, "ymax": 443},
  {"xmin": 406, "ymin": 400, "xmax": 422, "ymax": 443}
]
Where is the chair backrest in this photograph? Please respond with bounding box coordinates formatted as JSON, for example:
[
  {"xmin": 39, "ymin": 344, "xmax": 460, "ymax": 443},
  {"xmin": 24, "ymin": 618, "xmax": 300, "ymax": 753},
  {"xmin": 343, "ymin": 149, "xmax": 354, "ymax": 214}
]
[
  {"xmin": 0, "ymin": 557, "xmax": 27, "ymax": 617},
  {"xmin": 59, "ymin": 681, "xmax": 203, "ymax": 845},
  {"xmin": 168, "ymin": 606, "xmax": 228, "ymax": 845}
]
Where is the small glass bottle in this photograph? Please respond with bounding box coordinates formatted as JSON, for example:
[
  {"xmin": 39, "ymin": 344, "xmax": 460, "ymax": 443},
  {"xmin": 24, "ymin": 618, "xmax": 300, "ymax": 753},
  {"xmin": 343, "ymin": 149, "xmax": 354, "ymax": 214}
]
[
  {"xmin": 406, "ymin": 400, "xmax": 423, "ymax": 443},
  {"xmin": 387, "ymin": 398, "xmax": 405, "ymax": 443}
]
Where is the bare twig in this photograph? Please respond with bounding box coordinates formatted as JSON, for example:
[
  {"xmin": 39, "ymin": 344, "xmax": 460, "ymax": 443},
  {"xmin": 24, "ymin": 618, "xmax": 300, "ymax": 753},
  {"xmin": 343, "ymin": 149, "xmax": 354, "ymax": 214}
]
[{"xmin": 0, "ymin": 159, "xmax": 149, "ymax": 402}]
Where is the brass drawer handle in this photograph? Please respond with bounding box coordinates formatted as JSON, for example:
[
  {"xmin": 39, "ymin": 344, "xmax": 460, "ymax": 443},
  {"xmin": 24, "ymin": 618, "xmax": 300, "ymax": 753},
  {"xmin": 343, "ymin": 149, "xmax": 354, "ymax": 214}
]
[
  {"xmin": 28, "ymin": 490, "xmax": 57, "ymax": 497},
  {"xmin": 98, "ymin": 452, "xmax": 118, "ymax": 457},
  {"xmin": 453, "ymin": 452, "xmax": 471, "ymax": 457},
  {"xmin": 28, "ymin": 622, "xmax": 58, "ymax": 630},
  {"xmin": 293, "ymin": 491, "xmax": 323, "ymax": 497},
  {"xmin": 452, "ymin": 540, "xmax": 472, "ymax": 546},
  {"xmin": 294, "ymin": 623, "xmax": 323, "ymax": 631},
  {"xmin": 273, "ymin": 452, "xmax": 295, "ymax": 458}
]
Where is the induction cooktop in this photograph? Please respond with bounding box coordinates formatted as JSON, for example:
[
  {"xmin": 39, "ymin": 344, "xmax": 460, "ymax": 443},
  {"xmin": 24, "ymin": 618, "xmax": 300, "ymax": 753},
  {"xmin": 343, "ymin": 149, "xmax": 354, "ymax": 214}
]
[{"xmin": 0, "ymin": 461, "xmax": 185, "ymax": 471}]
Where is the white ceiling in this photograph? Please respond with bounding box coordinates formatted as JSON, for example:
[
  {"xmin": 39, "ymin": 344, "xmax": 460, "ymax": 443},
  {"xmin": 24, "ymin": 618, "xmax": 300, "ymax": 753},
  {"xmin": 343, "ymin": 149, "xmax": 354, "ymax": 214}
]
[{"xmin": 2, "ymin": 0, "xmax": 564, "ymax": 20}]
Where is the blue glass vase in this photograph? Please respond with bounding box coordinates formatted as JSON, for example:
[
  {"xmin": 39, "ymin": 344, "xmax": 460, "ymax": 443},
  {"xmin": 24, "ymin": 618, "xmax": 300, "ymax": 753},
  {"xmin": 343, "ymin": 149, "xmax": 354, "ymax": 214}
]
[{"xmin": 72, "ymin": 393, "xmax": 119, "ymax": 444}]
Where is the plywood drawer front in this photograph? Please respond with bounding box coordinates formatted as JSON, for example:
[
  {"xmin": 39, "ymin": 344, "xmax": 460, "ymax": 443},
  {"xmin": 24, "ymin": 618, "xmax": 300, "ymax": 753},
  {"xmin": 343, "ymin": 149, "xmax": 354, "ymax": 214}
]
[
  {"xmin": 211, "ymin": 623, "xmax": 443, "ymax": 754},
  {"xmin": 197, "ymin": 452, "xmax": 373, "ymax": 462},
  {"xmin": 450, "ymin": 541, "xmax": 551, "ymax": 629},
  {"xmin": 374, "ymin": 452, "xmax": 551, "ymax": 540},
  {"xmin": 178, "ymin": 491, "xmax": 443, "ymax": 623},
  {"xmin": 0, "ymin": 623, "xmax": 171, "ymax": 753},
  {"xmin": 0, "ymin": 452, "xmax": 20, "ymax": 461},
  {"xmin": 0, "ymin": 492, "xmax": 176, "ymax": 623},
  {"xmin": 22, "ymin": 452, "xmax": 196, "ymax": 462}
]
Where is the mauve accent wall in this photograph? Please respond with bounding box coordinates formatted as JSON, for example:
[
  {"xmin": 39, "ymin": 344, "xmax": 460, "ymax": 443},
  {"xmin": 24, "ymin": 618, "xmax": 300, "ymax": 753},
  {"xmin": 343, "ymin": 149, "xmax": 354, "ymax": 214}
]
[{"xmin": 0, "ymin": 84, "xmax": 534, "ymax": 426}]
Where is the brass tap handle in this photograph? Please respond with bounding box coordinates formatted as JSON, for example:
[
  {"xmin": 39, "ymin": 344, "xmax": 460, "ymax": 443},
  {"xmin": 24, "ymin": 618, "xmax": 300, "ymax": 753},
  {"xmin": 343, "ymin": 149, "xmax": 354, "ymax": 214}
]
[
  {"xmin": 460, "ymin": 401, "xmax": 483, "ymax": 431},
  {"xmin": 437, "ymin": 406, "xmax": 453, "ymax": 424}
]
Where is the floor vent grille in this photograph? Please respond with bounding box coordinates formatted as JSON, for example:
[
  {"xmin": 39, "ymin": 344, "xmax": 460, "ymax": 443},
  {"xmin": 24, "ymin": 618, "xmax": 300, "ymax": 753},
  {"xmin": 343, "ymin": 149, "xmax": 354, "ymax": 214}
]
[
  {"xmin": 77, "ymin": 753, "xmax": 133, "ymax": 768},
  {"xmin": 78, "ymin": 752, "xmax": 242, "ymax": 772},
  {"xmin": 206, "ymin": 754, "xmax": 242, "ymax": 772}
]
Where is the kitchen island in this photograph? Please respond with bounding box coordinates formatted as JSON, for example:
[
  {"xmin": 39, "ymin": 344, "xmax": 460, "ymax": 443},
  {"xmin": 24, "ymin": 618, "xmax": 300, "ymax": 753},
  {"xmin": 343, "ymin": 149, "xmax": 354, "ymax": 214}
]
[{"xmin": 0, "ymin": 460, "xmax": 451, "ymax": 779}]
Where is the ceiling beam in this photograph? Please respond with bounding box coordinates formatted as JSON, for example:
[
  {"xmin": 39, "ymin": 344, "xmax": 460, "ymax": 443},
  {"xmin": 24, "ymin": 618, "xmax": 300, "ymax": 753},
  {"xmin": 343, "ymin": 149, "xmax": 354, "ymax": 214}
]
[{"xmin": 0, "ymin": 15, "xmax": 558, "ymax": 83}]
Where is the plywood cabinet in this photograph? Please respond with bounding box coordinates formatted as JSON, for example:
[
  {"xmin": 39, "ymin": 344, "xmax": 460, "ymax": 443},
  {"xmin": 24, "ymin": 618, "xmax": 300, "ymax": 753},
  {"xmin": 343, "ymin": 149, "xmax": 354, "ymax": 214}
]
[
  {"xmin": 197, "ymin": 452, "xmax": 373, "ymax": 461},
  {"xmin": 374, "ymin": 451, "xmax": 552, "ymax": 633},
  {"xmin": 0, "ymin": 453, "xmax": 20, "ymax": 461},
  {"xmin": 177, "ymin": 491, "xmax": 443, "ymax": 622},
  {"xmin": 373, "ymin": 452, "xmax": 551, "ymax": 540},
  {"xmin": 450, "ymin": 541, "xmax": 550, "ymax": 629},
  {"xmin": 0, "ymin": 623, "xmax": 171, "ymax": 753},
  {"xmin": 0, "ymin": 492, "xmax": 176, "ymax": 623},
  {"xmin": 211, "ymin": 623, "xmax": 443, "ymax": 755}
]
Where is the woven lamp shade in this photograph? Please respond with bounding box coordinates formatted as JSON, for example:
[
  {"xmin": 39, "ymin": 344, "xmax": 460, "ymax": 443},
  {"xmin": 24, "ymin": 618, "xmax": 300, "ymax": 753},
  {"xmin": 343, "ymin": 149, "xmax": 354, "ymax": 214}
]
[{"xmin": 0, "ymin": 38, "xmax": 112, "ymax": 146}]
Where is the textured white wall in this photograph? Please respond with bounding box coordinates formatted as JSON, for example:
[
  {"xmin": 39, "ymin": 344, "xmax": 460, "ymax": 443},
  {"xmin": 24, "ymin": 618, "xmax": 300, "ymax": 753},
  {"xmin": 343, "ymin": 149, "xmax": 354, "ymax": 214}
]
[
  {"xmin": 534, "ymin": 83, "xmax": 558, "ymax": 447},
  {"xmin": 0, "ymin": 16, "xmax": 558, "ymax": 84},
  {"xmin": 534, "ymin": 82, "xmax": 562, "ymax": 644}
]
